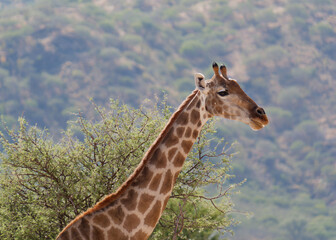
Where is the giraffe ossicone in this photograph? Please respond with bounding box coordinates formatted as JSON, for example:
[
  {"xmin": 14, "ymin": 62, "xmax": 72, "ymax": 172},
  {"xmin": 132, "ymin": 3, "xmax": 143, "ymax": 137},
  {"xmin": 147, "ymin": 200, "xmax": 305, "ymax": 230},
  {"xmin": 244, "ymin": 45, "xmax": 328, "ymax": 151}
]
[{"xmin": 57, "ymin": 62, "xmax": 268, "ymax": 240}]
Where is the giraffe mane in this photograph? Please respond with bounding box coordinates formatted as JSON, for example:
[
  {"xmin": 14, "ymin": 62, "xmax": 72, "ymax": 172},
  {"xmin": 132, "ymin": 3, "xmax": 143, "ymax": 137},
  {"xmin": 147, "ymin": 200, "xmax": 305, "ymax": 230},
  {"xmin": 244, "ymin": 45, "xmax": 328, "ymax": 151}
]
[{"xmin": 58, "ymin": 89, "xmax": 199, "ymax": 235}]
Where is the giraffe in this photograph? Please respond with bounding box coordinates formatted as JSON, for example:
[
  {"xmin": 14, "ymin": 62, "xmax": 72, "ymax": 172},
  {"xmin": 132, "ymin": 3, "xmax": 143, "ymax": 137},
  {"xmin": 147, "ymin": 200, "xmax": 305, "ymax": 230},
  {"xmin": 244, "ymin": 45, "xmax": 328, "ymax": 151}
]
[{"xmin": 57, "ymin": 62, "xmax": 268, "ymax": 240}]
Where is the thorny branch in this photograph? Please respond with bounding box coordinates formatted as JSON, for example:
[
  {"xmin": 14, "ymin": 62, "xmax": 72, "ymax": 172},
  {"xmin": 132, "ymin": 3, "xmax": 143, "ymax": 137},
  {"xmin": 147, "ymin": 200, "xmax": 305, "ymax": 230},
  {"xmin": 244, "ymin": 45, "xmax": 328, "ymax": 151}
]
[
  {"xmin": 172, "ymin": 200, "xmax": 186, "ymax": 240},
  {"xmin": 171, "ymin": 184, "xmax": 234, "ymax": 214}
]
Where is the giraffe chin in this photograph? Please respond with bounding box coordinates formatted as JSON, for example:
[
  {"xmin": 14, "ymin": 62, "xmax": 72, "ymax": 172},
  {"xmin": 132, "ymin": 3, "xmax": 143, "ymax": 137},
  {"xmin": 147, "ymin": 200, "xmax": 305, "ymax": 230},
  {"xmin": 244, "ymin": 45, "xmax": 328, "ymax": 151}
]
[{"xmin": 249, "ymin": 120, "xmax": 265, "ymax": 131}]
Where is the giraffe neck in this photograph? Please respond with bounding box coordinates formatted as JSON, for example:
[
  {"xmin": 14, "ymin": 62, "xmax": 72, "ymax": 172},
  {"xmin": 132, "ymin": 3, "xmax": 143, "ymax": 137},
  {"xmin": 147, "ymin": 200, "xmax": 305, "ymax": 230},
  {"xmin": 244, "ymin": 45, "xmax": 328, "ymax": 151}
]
[{"xmin": 57, "ymin": 90, "xmax": 210, "ymax": 240}]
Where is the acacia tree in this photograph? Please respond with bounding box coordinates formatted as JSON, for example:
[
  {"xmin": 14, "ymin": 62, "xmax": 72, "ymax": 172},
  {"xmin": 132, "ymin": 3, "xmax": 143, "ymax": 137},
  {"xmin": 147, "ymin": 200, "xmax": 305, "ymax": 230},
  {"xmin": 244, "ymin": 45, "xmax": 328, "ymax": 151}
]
[{"xmin": 0, "ymin": 99, "xmax": 240, "ymax": 240}]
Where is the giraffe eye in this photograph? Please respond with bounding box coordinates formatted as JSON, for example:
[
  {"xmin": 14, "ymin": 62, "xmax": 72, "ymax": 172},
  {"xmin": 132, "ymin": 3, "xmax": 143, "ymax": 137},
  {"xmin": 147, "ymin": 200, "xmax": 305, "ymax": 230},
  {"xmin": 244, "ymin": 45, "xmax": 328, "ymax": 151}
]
[{"xmin": 217, "ymin": 90, "xmax": 229, "ymax": 97}]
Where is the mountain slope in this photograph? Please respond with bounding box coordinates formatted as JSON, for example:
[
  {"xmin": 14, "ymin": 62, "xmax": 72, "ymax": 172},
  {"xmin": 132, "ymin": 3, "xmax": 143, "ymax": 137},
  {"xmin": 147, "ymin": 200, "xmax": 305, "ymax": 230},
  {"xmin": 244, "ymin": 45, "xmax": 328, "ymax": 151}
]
[{"xmin": 0, "ymin": 0, "xmax": 335, "ymax": 239}]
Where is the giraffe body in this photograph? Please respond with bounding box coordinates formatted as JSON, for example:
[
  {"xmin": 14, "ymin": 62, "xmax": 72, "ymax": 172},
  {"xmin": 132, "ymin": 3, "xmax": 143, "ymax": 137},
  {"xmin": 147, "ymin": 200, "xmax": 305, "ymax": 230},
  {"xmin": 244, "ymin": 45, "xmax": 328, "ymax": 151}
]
[{"xmin": 57, "ymin": 63, "xmax": 268, "ymax": 240}]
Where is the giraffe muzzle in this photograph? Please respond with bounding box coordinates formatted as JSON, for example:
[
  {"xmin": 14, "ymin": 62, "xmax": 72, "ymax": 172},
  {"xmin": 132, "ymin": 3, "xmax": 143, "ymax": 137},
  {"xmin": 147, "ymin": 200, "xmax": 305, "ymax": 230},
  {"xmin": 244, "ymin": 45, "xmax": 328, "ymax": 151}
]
[{"xmin": 249, "ymin": 107, "xmax": 269, "ymax": 130}]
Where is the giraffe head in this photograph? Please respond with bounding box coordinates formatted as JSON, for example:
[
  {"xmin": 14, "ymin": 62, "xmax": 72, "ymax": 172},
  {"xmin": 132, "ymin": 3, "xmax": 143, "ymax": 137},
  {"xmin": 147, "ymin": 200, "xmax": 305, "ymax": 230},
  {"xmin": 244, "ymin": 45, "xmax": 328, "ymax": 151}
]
[{"xmin": 195, "ymin": 62, "xmax": 269, "ymax": 130}]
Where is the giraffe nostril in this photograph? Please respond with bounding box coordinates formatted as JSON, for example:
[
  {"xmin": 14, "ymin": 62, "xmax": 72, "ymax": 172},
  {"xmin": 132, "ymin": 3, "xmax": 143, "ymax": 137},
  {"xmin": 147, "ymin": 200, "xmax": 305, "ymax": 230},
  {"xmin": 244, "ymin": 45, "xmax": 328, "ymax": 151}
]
[{"xmin": 256, "ymin": 107, "xmax": 266, "ymax": 116}]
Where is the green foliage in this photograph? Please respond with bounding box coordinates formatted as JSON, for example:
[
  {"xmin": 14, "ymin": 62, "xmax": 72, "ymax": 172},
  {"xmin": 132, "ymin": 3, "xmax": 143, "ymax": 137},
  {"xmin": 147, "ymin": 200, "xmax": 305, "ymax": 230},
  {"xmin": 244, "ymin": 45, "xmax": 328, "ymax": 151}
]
[
  {"xmin": 294, "ymin": 120, "xmax": 323, "ymax": 145},
  {"xmin": 291, "ymin": 17, "xmax": 310, "ymax": 37},
  {"xmin": 99, "ymin": 19, "xmax": 116, "ymax": 33},
  {"xmin": 308, "ymin": 0, "xmax": 332, "ymax": 5},
  {"xmin": 253, "ymin": 9, "xmax": 277, "ymax": 24},
  {"xmin": 264, "ymin": 45, "xmax": 287, "ymax": 63},
  {"xmin": 210, "ymin": 4, "xmax": 233, "ymax": 22},
  {"xmin": 276, "ymin": 86, "xmax": 306, "ymax": 110},
  {"xmin": 284, "ymin": 219, "xmax": 309, "ymax": 240},
  {"xmin": 306, "ymin": 216, "xmax": 336, "ymax": 240},
  {"xmin": 206, "ymin": 40, "xmax": 230, "ymax": 57},
  {"xmin": 290, "ymin": 66, "xmax": 315, "ymax": 82},
  {"xmin": 0, "ymin": 99, "xmax": 238, "ymax": 239},
  {"xmin": 309, "ymin": 22, "xmax": 336, "ymax": 59},
  {"xmin": 310, "ymin": 22, "xmax": 336, "ymax": 39},
  {"xmin": 177, "ymin": 21, "xmax": 203, "ymax": 34},
  {"xmin": 286, "ymin": 4, "xmax": 308, "ymax": 19},
  {"xmin": 99, "ymin": 47, "xmax": 121, "ymax": 61},
  {"xmin": 267, "ymin": 107, "xmax": 293, "ymax": 131},
  {"xmin": 175, "ymin": 78, "xmax": 194, "ymax": 92},
  {"xmin": 0, "ymin": 0, "xmax": 335, "ymax": 239},
  {"xmin": 179, "ymin": 40, "xmax": 206, "ymax": 59}
]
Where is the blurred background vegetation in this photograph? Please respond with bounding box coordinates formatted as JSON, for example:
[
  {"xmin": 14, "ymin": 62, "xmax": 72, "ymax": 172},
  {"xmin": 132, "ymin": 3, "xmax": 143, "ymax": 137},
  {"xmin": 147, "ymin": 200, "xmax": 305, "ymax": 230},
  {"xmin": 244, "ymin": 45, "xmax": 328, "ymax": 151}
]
[{"xmin": 0, "ymin": 0, "xmax": 335, "ymax": 239}]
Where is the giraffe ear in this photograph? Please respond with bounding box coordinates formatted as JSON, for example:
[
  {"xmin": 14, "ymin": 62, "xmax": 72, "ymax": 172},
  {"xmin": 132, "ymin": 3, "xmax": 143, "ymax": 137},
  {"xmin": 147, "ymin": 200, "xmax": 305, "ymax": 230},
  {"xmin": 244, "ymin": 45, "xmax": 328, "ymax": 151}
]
[{"xmin": 194, "ymin": 73, "xmax": 206, "ymax": 92}]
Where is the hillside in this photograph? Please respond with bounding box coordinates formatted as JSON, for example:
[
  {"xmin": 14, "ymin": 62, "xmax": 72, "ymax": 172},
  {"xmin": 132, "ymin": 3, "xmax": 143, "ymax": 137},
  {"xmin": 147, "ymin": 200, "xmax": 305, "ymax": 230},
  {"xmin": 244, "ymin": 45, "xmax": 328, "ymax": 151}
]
[{"xmin": 0, "ymin": 0, "xmax": 336, "ymax": 239}]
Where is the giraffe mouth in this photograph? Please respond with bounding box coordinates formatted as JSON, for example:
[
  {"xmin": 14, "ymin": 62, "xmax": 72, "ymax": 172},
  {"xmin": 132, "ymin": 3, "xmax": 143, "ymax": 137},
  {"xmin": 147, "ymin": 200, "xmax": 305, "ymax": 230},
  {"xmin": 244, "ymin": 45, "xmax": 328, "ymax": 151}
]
[{"xmin": 249, "ymin": 118, "xmax": 268, "ymax": 131}]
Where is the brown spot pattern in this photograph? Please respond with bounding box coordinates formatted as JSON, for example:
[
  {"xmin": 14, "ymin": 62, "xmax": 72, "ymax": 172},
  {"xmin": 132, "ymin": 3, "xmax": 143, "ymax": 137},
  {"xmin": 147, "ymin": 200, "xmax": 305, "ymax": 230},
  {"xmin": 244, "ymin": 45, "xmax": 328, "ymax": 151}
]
[
  {"xmin": 92, "ymin": 226, "xmax": 105, "ymax": 240},
  {"xmin": 58, "ymin": 230, "xmax": 70, "ymax": 240},
  {"xmin": 149, "ymin": 173, "xmax": 162, "ymax": 191},
  {"xmin": 173, "ymin": 152, "xmax": 185, "ymax": 167},
  {"xmin": 175, "ymin": 112, "xmax": 189, "ymax": 125},
  {"xmin": 149, "ymin": 148, "xmax": 167, "ymax": 168},
  {"xmin": 187, "ymin": 97, "xmax": 198, "ymax": 110},
  {"xmin": 131, "ymin": 230, "xmax": 148, "ymax": 240},
  {"xmin": 176, "ymin": 127, "xmax": 185, "ymax": 138},
  {"xmin": 173, "ymin": 171, "xmax": 180, "ymax": 183},
  {"xmin": 107, "ymin": 227, "xmax": 128, "ymax": 240},
  {"xmin": 185, "ymin": 127, "xmax": 192, "ymax": 138},
  {"xmin": 108, "ymin": 206, "xmax": 125, "ymax": 225},
  {"xmin": 138, "ymin": 193, "xmax": 155, "ymax": 214},
  {"xmin": 162, "ymin": 196, "xmax": 170, "ymax": 212},
  {"xmin": 121, "ymin": 189, "xmax": 138, "ymax": 211},
  {"xmin": 162, "ymin": 128, "xmax": 179, "ymax": 148},
  {"xmin": 168, "ymin": 147, "xmax": 177, "ymax": 161},
  {"xmin": 196, "ymin": 100, "xmax": 201, "ymax": 108},
  {"xmin": 131, "ymin": 166, "xmax": 153, "ymax": 189},
  {"xmin": 160, "ymin": 170, "xmax": 173, "ymax": 195},
  {"xmin": 93, "ymin": 213, "xmax": 110, "ymax": 228},
  {"xmin": 181, "ymin": 140, "xmax": 193, "ymax": 154},
  {"xmin": 190, "ymin": 110, "xmax": 200, "ymax": 124},
  {"xmin": 123, "ymin": 214, "xmax": 140, "ymax": 232},
  {"xmin": 144, "ymin": 201, "xmax": 162, "ymax": 227},
  {"xmin": 106, "ymin": 200, "xmax": 117, "ymax": 209},
  {"xmin": 192, "ymin": 130, "xmax": 199, "ymax": 139},
  {"xmin": 71, "ymin": 228, "xmax": 81, "ymax": 239}
]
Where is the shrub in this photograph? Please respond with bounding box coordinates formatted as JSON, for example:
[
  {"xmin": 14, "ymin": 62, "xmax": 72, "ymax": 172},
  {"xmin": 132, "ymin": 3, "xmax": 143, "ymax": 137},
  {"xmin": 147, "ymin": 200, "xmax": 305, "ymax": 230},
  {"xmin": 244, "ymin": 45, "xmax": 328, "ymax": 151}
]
[
  {"xmin": 286, "ymin": 4, "xmax": 308, "ymax": 19},
  {"xmin": 0, "ymin": 99, "xmax": 239, "ymax": 239},
  {"xmin": 179, "ymin": 40, "xmax": 205, "ymax": 59}
]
